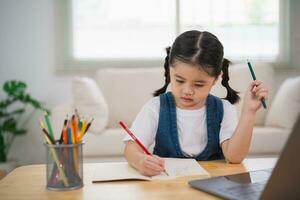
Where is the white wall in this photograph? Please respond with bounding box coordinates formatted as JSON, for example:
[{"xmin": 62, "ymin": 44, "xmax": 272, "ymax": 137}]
[
  {"xmin": 0, "ymin": 0, "xmax": 73, "ymax": 165},
  {"xmin": 0, "ymin": 0, "xmax": 299, "ymax": 165}
]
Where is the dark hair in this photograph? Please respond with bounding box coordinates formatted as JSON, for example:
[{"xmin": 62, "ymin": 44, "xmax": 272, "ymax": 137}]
[{"xmin": 153, "ymin": 30, "xmax": 240, "ymax": 104}]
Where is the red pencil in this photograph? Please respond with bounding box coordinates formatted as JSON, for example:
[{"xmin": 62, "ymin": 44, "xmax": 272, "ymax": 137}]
[
  {"xmin": 119, "ymin": 121, "xmax": 169, "ymax": 176},
  {"xmin": 119, "ymin": 121, "xmax": 152, "ymax": 155}
]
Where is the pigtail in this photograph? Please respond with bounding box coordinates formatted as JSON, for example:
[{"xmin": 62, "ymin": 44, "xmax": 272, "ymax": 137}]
[
  {"xmin": 153, "ymin": 47, "xmax": 171, "ymax": 97},
  {"xmin": 221, "ymin": 58, "xmax": 240, "ymax": 104}
]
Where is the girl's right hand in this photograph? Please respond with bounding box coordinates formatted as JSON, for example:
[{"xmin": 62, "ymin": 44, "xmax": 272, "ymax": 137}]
[
  {"xmin": 242, "ymin": 80, "xmax": 269, "ymax": 114},
  {"xmin": 137, "ymin": 154, "xmax": 165, "ymax": 176}
]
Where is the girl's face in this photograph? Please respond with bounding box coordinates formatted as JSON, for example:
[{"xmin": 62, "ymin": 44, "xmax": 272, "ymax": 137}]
[{"xmin": 170, "ymin": 62, "xmax": 217, "ymax": 110}]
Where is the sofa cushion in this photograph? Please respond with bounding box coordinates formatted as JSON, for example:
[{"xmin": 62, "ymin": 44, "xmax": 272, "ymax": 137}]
[
  {"xmin": 265, "ymin": 76, "xmax": 300, "ymax": 129},
  {"xmin": 83, "ymin": 128, "xmax": 125, "ymax": 157},
  {"xmin": 95, "ymin": 68, "xmax": 164, "ymax": 128},
  {"xmin": 72, "ymin": 77, "xmax": 109, "ymax": 133},
  {"xmin": 95, "ymin": 64, "xmax": 274, "ymax": 128}
]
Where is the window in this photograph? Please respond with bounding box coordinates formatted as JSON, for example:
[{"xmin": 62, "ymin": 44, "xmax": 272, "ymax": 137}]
[
  {"xmin": 72, "ymin": 0, "xmax": 175, "ymax": 60},
  {"xmin": 59, "ymin": 0, "xmax": 280, "ymax": 69},
  {"xmin": 180, "ymin": 0, "xmax": 279, "ymax": 61}
]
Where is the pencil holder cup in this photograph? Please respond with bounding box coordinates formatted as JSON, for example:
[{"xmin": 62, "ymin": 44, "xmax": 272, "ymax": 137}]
[{"xmin": 45, "ymin": 143, "xmax": 84, "ymax": 191}]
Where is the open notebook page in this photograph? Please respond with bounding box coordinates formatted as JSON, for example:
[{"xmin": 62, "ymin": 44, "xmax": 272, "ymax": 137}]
[
  {"xmin": 93, "ymin": 162, "xmax": 151, "ymax": 182},
  {"xmin": 92, "ymin": 158, "xmax": 210, "ymax": 182},
  {"xmin": 152, "ymin": 158, "xmax": 210, "ymax": 180}
]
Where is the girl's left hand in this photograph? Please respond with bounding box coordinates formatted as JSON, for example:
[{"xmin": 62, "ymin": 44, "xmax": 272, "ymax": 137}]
[{"xmin": 243, "ymin": 80, "xmax": 269, "ymax": 113}]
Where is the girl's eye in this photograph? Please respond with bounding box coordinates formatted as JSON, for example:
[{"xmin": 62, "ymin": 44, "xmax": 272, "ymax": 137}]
[
  {"xmin": 195, "ymin": 84, "xmax": 204, "ymax": 87},
  {"xmin": 176, "ymin": 80, "xmax": 184, "ymax": 84}
]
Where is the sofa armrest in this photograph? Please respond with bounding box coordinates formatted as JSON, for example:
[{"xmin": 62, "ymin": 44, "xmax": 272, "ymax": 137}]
[{"xmin": 249, "ymin": 126, "xmax": 291, "ymax": 155}]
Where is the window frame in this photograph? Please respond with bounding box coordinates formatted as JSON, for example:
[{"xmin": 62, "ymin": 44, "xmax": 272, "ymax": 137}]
[{"xmin": 55, "ymin": 0, "xmax": 289, "ymax": 72}]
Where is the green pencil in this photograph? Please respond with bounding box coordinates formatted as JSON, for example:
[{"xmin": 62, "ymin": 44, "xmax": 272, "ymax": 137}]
[
  {"xmin": 44, "ymin": 112, "xmax": 55, "ymax": 141},
  {"xmin": 247, "ymin": 60, "xmax": 267, "ymax": 109}
]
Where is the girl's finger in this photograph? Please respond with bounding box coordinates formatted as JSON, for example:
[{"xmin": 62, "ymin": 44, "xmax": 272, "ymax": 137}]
[
  {"xmin": 255, "ymin": 89, "xmax": 268, "ymax": 97},
  {"xmin": 250, "ymin": 80, "xmax": 262, "ymax": 88},
  {"xmin": 253, "ymin": 83, "xmax": 268, "ymax": 94},
  {"xmin": 257, "ymin": 92, "xmax": 268, "ymax": 100},
  {"xmin": 252, "ymin": 84, "xmax": 267, "ymax": 93},
  {"xmin": 147, "ymin": 155, "xmax": 165, "ymax": 167},
  {"xmin": 251, "ymin": 85, "xmax": 257, "ymax": 93},
  {"xmin": 254, "ymin": 86, "xmax": 268, "ymax": 94},
  {"xmin": 140, "ymin": 167, "xmax": 159, "ymax": 176},
  {"xmin": 145, "ymin": 161, "xmax": 164, "ymax": 172}
]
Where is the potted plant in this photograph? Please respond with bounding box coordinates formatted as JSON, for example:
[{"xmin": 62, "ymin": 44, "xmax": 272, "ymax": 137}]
[{"xmin": 0, "ymin": 80, "xmax": 49, "ymax": 163}]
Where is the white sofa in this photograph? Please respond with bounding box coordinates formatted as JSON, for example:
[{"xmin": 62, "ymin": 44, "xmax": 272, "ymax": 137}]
[{"xmin": 52, "ymin": 63, "xmax": 299, "ymax": 162}]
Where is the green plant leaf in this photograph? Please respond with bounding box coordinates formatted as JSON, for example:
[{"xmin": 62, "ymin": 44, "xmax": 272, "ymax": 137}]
[
  {"xmin": 0, "ymin": 134, "xmax": 6, "ymax": 162},
  {"xmin": 13, "ymin": 129, "xmax": 26, "ymax": 135},
  {"xmin": 0, "ymin": 111, "xmax": 5, "ymax": 117},
  {"xmin": 3, "ymin": 80, "xmax": 27, "ymax": 97},
  {"xmin": 2, "ymin": 118, "xmax": 17, "ymax": 132},
  {"xmin": 0, "ymin": 98, "xmax": 17, "ymax": 109},
  {"xmin": 1, "ymin": 80, "xmax": 50, "ymax": 159},
  {"xmin": 29, "ymin": 99, "xmax": 42, "ymax": 109},
  {"xmin": 1, "ymin": 118, "xmax": 27, "ymax": 135},
  {"xmin": 0, "ymin": 108, "xmax": 24, "ymax": 118}
]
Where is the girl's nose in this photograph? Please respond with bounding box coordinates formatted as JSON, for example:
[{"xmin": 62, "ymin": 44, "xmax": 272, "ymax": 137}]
[{"xmin": 183, "ymin": 85, "xmax": 194, "ymax": 95}]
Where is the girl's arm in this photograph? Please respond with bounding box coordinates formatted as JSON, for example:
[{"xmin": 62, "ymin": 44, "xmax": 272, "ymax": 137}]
[
  {"xmin": 124, "ymin": 141, "xmax": 165, "ymax": 176},
  {"xmin": 221, "ymin": 80, "xmax": 269, "ymax": 163},
  {"xmin": 123, "ymin": 97, "xmax": 165, "ymax": 176}
]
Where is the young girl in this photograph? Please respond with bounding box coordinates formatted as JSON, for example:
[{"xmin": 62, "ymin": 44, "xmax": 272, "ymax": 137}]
[{"xmin": 123, "ymin": 30, "xmax": 269, "ymax": 176}]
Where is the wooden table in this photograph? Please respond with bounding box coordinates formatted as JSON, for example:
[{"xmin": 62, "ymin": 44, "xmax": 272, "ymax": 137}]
[
  {"xmin": 0, "ymin": 170, "xmax": 6, "ymax": 180},
  {"xmin": 0, "ymin": 158, "xmax": 277, "ymax": 200}
]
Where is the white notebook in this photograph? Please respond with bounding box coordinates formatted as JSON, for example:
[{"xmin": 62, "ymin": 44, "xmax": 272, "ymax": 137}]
[{"xmin": 92, "ymin": 158, "xmax": 210, "ymax": 182}]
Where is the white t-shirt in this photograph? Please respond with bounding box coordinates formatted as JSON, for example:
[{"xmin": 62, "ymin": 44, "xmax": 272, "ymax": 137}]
[{"xmin": 123, "ymin": 96, "xmax": 238, "ymax": 157}]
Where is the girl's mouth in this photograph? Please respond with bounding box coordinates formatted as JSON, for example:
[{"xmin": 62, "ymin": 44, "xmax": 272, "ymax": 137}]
[{"xmin": 181, "ymin": 97, "xmax": 193, "ymax": 102}]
